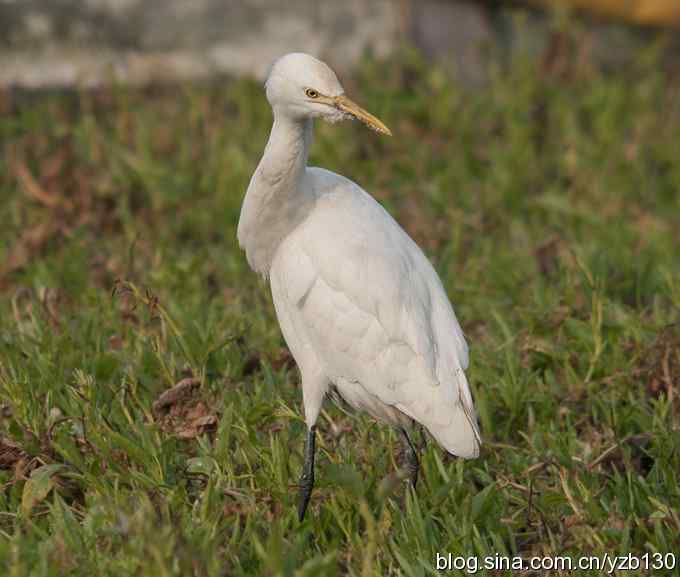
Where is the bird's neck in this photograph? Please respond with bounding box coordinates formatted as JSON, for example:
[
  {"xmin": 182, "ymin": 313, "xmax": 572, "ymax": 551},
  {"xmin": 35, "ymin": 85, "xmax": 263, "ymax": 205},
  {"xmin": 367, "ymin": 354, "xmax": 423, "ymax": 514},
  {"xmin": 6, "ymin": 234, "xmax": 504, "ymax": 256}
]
[
  {"xmin": 262, "ymin": 114, "xmax": 313, "ymax": 181},
  {"xmin": 237, "ymin": 114, "xmax": 315, "ymax": 275}
]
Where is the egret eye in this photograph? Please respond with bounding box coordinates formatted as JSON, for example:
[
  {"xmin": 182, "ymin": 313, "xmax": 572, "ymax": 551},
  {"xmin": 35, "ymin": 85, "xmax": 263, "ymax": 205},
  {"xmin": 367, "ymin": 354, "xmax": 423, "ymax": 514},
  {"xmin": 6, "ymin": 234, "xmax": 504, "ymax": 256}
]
[{"xmin": 305, "ymin": 88, "xmax": 319, "ymax": 99}]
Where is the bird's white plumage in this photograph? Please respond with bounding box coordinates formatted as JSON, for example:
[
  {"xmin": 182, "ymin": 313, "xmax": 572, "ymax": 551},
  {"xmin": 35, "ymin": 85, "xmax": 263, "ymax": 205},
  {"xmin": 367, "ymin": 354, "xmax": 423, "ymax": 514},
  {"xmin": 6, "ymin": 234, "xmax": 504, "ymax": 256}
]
[{"xmin": 238, "ymin": 53, "xmax": 481, "ymax": 458}]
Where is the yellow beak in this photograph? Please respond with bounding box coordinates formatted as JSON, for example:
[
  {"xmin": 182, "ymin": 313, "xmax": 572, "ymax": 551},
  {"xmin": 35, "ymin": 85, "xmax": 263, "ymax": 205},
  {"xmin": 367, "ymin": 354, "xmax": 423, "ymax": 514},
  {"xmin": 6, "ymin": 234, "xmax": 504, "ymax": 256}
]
[{"xmin": 332, "ymin": 94, "xmax": 392, "ymax": 136}]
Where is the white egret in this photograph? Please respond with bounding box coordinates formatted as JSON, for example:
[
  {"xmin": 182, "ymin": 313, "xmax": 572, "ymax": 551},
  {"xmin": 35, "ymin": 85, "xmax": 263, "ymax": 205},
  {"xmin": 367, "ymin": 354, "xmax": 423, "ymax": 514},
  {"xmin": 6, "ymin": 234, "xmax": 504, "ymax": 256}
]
[{"xmin": 238, "ymin": 53, "xmax": 481, "ymax": 520}]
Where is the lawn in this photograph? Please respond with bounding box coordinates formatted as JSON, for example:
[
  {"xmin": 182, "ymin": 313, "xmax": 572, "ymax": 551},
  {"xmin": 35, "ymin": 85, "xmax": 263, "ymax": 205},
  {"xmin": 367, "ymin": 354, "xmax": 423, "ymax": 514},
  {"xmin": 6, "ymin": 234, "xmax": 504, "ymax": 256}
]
[{"xmin": 0, "ymin": 45, "xmax": 679, "ymax": 576}]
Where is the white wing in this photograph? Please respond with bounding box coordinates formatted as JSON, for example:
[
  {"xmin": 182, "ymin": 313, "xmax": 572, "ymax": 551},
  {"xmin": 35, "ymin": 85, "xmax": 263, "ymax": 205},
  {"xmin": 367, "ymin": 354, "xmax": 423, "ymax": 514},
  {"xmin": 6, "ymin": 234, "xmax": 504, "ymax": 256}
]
[{"xmin": 270, "ymin": 168, "xmax": 480, "ymax": 457}]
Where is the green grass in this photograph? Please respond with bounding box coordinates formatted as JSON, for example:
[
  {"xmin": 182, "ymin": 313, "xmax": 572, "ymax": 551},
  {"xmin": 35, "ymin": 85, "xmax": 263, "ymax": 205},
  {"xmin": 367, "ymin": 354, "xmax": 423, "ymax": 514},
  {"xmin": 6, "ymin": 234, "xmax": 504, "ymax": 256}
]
[{"xmin": 0, "ymin": 44, "xmax": 679, "ymax": 576}]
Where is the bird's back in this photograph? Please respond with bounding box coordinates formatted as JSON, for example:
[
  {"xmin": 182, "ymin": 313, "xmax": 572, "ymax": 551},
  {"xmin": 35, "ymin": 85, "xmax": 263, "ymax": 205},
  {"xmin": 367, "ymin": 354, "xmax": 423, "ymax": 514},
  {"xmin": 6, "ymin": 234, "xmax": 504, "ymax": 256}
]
[{"xmin": 270, "ymin": 167, "xmax": 481, "ymax": 457}]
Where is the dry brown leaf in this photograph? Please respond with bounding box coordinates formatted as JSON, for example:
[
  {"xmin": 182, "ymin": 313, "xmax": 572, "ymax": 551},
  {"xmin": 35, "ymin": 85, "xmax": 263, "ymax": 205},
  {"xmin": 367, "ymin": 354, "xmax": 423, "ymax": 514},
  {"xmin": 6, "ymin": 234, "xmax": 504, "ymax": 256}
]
[
  {"xmin": 152, "ymin": 380, "xmax": 218, "ymax": 440},
  {"xmin": 151, "ymin": 377, "xmax": 201, "ymax": 416},
  {"xmin": 12, "ymin": 159, "xmax": 67, "ymax": 209},
  {"xmin": 0, "ymin": 221, "xmax": 59, "ymax": 281},
  {"xmin": 270, "ymin": 348, "xmax": 296, "ymax": 372},
  {"xmin": 632, "ymin": 325, "xmax": 679, "ymax": 401},
  {"xmin": 534, "ymin": 235, "xmax": 563, "ymax": 278},
  {"xmin": 0, "ymin": 437, "xmax": 30, "ymax": 470},
  {"xmin": 108, "ymin": 335, "xmax": 124, "ymax": 350}
]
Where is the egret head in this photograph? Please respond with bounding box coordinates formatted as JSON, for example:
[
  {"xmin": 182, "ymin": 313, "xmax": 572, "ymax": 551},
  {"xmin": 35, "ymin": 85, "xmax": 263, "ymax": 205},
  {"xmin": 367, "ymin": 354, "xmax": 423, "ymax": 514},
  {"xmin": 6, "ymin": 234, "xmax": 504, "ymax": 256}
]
[{"xmin": 265, "ymin": 53, "xmax": 391, "ymax": 135}]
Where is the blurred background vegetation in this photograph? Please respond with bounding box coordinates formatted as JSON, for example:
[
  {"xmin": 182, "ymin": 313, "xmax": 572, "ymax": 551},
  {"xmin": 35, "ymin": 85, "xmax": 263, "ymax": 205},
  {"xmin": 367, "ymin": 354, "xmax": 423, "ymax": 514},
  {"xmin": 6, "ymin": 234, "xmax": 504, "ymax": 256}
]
[
  {"xmin": 527, "ymin": 0, "xmax": 680, "ymax": 27},
  {"xmin": 2, "ymin": 0, "xmax": 680, "ymax": 88},
  {"xmin": 0, "ymin": 2, "xmax": 679, "ymax": 576}
]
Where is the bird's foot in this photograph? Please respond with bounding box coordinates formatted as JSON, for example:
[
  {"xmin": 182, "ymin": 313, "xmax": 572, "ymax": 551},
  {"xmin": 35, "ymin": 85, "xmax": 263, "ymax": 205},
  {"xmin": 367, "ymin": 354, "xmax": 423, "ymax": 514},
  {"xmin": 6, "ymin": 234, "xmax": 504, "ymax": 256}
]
[
  {"xmin": 401, "ymin": 428, "xmax": 420, "ymax": 490},
  {"xmin": 405, "ymin": 450, "xmax": 419, "ymax": 489}
]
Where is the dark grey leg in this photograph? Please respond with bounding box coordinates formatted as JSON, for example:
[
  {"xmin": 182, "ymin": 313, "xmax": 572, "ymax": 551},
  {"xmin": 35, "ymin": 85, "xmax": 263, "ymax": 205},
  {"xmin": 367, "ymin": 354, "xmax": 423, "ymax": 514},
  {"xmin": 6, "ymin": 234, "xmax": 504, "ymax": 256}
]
[
  {"xmin": 401, "ymin": 428, "xmax": 420, "ymax": 489},
  {"xmin": 298, "ymin": 425, "xmax": 316, "ymax": 521}
]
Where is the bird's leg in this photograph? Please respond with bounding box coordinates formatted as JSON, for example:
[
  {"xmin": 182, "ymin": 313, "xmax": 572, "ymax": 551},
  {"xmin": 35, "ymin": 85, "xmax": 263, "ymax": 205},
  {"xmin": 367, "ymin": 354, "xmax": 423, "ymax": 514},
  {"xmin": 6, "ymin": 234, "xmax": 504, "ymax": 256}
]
[
  {"xmin": 401, "ymin": 428, "xmax": 420, "ymax": 489},
  {"xmin": 298, "ymin": 425, "xmax": 316, "ymax": 521}
]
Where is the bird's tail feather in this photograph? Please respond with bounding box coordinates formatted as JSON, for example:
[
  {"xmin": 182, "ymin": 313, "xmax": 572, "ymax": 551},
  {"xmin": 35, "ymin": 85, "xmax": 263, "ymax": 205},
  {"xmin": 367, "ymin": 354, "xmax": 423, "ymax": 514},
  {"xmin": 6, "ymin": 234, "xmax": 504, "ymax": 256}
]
[
  {"xmin": 429, "ymin": 370, "xmax": 481, "ymax": 458},
  {"xmin": 429, "ymin": 402, "xmax": 481, "ymax": 458}
]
